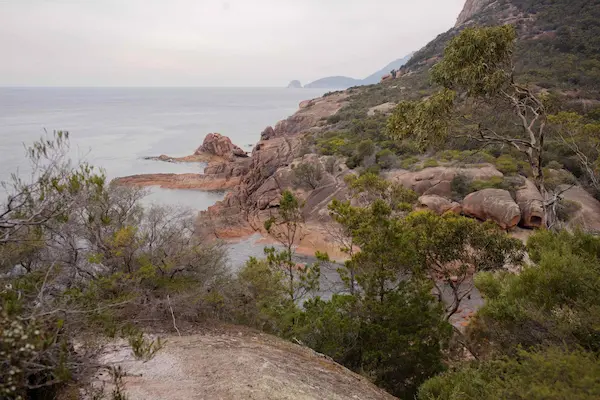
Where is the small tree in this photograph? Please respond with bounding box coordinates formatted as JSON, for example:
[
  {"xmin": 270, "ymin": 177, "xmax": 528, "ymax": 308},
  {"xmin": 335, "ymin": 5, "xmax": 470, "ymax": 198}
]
[
  {"xmin": 293, "ymin": 162, "xmax": 323, "ymax": 190},
  {"xmin": 549, "ymin": 111, "xmax": 600, "ymax": 191},
  {"xmin": 404, "ymin": 211, "xmax": 524, "ymax": 320},
  {"xmin": 264, "ymin": 190, "xmax": 320, "ymax": 301},
  {"xmin": 388, "ymin": 25, "xmax": 550, "ymax": 199}
]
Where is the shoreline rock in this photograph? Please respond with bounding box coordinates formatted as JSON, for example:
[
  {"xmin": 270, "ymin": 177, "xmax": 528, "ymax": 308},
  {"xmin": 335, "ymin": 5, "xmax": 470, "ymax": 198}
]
[
  {"xmin": 113, "ymin": 173, "xmax": 242, "ymax": 191},
  {"xmin": 195, "ymin": 133, "xmax": 249, "ymax": 161},
  {"xmin": 116, "ymin": 133, "xmax": 252, "ymax": 191}
]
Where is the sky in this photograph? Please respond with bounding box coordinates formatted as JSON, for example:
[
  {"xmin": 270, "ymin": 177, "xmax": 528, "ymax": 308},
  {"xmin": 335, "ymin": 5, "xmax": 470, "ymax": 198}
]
[{"xmin": 0, "ymin": 0, "xmax": 466, "ymax": 87}]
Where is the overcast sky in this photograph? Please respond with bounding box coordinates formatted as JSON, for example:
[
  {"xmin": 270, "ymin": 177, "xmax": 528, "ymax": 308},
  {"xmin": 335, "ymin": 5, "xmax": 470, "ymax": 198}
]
[{"xmin": 0, "ymin": 0, "xmax": 466, "ymax": 87}]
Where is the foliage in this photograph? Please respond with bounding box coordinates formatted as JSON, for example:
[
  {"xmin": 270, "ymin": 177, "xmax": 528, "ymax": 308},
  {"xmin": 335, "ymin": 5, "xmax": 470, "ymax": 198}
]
[
  {"xmin": 556, "ymin": 198, "xmax": 581, "ymax": 222},
  {"xmin": 292, "ymin": 161, "xmax": 323, "ymax": 189},
  {"xmin": 418, "ymin": 347, "xmax": 600, "ymax": 400},
  {"xmin": 389, "ymin": 25, "xmax": 550, "ymax": 200},
  {"xmin": 430, "ymin": 25, "xmax": 516, "ymax": 97},
  {"xmin": 295, "ymin": 281, "xmax": 452, "ymax": 399},
  {"xmin": 126, "ymin": 331, "xmax": 164, "ymax": 361},
  {"xmin": 495, "ymin": 154, "xmax": 519, "ymax": 175},
  {"xmin": 387, "ymin": 89, "xmax": 456, "ymax": 150},
  {"xmin": 0, "ymin": 302, "xmax": 73, "ymax": 399},
  {"xmin": 0, "ymin": 135, "xmax": 229, "ymax": 397},
  {"xmin": 548, "ymin": 111, "xmax": 600, "ymax": 191},
  {"xmin": 233, "ymin": 256, "xmax": 298, "ymax": 334},
  {"xmin": 470, "ymin": 230, "xmax": 600, "ymax": 355},
  {"xmin": 356, "ymin": 139, "xmax": 375, "ymax": 161},
  {"xmin": 264, "ymin": 191, "xmax": 321, "ymax": 302},
  {"xmin": 343, "ymin": 173, "xmax": 417, "ymax": 212},
  {"xmin": 451, "ymin": 174, "xmax": 523, "ymax": 200},
  {"xmin": 403, "ymin": 211, "xmax": 524, "ymax": 319},
  {"xmin": 375, "ymin": 149, "xmax": 397, "ymax": 169}
]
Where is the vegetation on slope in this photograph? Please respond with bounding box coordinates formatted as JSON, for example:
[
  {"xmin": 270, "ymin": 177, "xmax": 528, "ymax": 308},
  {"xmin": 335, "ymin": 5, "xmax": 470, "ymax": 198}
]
[{"xmin": 4, "ymin": 1, "xmax": 600, "ymax": 399}]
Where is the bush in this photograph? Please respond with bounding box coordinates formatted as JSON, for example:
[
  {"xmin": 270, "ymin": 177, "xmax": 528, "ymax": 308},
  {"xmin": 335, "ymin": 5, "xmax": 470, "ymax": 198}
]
[
  {"xmin": 293, "ymin": 162, "xmax": 323, "ymax": 189},
  {"xmin": 327, "ymin": 114, "xmax": 341, "ymax": 124},
  {"xmin": 400, "ymin": 156, "xmax": 420, "ymax": 170},
  {"xmin": 495, "ymin": 154, "xmax": 519, "ymax": 175},
  {"xmin": 418, "ymin": 347, "xmax": 600, "ymax": 400},
  {"xmin": 233, "ymin": 257, "xmax": 297, "ymax": 335},
  {"xmin": 544, "ymin": 167, "xmax": 577, "ymax": 191},
  {"xmin": 470, "ymin": 230, "xmax": 600, "ymax": 354},
  {"xmin": 451, "ymin": 175, "xmax": 523, "ymax": 200},
  {"xmin": 362, "ymin": 165, "xmax": 381, "ymax": 176},
  {"xmin": 356, "ymin": 139, "xmax": 376, "ymax": 161},
  {"xmin": 375, "ymin": 149, "xmax": 397, "ymax": 169},
  {"xmin": 451, "ymin": 174, "xmax": 472, "ymax": 199},
  {"xmin": 546, "ymin": 160, "xmax": 564, "ymax": 169},
  {"xmin": 316, "ymin": 135, "xmax": 348, "ymax": 156},
  {"xmin": 423, "ymin": 158, "xmax": 439, "ymax": 168},
  {"xmin": 296, "ymin": 282, "xmax": 452, "ymax": 399}
]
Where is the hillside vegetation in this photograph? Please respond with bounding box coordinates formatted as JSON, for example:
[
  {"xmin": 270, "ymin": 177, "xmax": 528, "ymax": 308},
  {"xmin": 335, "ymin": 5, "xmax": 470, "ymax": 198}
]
[{"xmin": 3, "ymin": 1, "xmax": 600, "ymax": 399}]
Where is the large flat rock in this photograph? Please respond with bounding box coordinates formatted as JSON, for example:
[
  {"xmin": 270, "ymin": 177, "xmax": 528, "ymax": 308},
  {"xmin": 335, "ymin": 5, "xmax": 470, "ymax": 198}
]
[{"xmin": 95, "ymin": 329, "xmax": 396, "ymax": 400}]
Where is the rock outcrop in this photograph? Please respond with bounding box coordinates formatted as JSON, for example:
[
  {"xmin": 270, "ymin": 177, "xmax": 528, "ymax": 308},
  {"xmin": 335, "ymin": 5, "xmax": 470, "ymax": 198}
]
[
  {"xmin": 418, "ymin": 195, "xmax": 462, "ymax": 215},
  {"xmin": 196, "ymin": 133, "xmax": 248, "ymax": 161},
  {"xmin": 115, "ymin": 133, "xmax": 252, "ymax": 191},
  {"xmin": 560, "ymin": 185, "xmax": 600, "ymax": 232},
  {"xmin": 113, "ymin": 172, "xmax": 243, "ymax": 191},
  {"xmin": 455, "ymin": 0, "xmax": 490, "ymax": 26},
  {"xmin": 198, "ymin": 92, "xmax": 349, "ymax": 240},
  {"xmin": 385, "ymin": 164, "xmax": 503, "ymax": 197},
  {"xmin": 516, "ymin": 179, "xmax": 545, "ymax": 228},
  {"xmin": 462, "ymin": 189, "xmax": 522, "ymax": 229},
  {"xmin": 367, "ymin": 102, "xmax": 396, "ymax": 116},
  {"xmin": 287, "ymin": 80, "xmax": 302, "ymax": 89},
  {"xmin": 95, "ymin": 328, "xmax": 395, "ymax": 400}
]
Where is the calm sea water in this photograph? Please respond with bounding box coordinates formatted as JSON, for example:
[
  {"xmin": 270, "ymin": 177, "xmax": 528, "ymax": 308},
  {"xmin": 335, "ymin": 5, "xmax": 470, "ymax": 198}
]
[{"xmin": 0, "ymin": 87, "xmax": 325, "ymax": 209}]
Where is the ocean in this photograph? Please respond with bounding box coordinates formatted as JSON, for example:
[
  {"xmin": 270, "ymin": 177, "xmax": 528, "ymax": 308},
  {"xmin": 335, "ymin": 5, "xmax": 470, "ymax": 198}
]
[{"xmin": 0, "ymin": 87, "xmax": 325, "ymax": 209}]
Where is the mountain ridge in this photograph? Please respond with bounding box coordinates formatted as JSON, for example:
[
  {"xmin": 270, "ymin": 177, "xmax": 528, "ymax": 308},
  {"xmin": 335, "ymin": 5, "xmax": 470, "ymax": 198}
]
[{"xmin": 299, "ymin": 53, "xmax": 414, "ymax": 89}]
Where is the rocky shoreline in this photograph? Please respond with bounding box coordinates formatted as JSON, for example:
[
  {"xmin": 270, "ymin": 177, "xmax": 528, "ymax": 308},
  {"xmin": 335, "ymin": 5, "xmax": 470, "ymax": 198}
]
[{"xmin": 114, "ymin": 89, "xmax": 600, "ymax": 256}]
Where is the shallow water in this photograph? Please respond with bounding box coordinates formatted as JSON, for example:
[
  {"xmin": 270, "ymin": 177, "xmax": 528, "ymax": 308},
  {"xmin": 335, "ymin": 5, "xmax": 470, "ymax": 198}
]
[
  {"xmin": 0, "ymin": 86, "xmax": 327, "ymax": 275},
  {"xmin": 0, "ymin": 86, "xmax": 325, "ymax": 190}
]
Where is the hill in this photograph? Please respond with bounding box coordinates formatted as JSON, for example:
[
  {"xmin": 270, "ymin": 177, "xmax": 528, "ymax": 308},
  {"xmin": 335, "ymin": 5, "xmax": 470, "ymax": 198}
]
[
  {"xmin": 361, "ymin": 53, "xmax": 414, "ymax": 84},
  {"xmin": 303, "ymin": 75, "xmax": 363, "ymax": 89},
  {"xmin": 303, "ymin": 53, "xmax": 414, "ymax": 89}
]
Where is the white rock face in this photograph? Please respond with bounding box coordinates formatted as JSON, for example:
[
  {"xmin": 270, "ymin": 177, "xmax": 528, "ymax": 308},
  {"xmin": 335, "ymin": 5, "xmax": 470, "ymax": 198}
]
[{"xmin": 455, "ymin": 0, "xmax": 491, "ymax": 26}]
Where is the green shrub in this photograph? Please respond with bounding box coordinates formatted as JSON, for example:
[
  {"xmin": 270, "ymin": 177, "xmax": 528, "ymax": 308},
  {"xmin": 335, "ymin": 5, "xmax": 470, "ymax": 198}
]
[
  {"xmin": 471, "ymin": 229, "xmax": 600, "ymax": 353},
  {"xmin": 400, "ymin": 156, "xmax": 420, "ymax": 170},
  {"xmin": 423, "ymin": 158, "xmax": 439, "ymax": 168},
  {"xmin": 356, "ymin": 139, "xmax": 376, "ymax": 160},
  {"xmin": 375, "ymin": 149, "xmax": 397, "ymax": 169},
  {"xmin": 451, "ymin": 174, "xmax": 472, "ymax": 199},
  {"xmin": 418, "ymin": 347, "xmax": 600, "ymax": 400},
  {"xmin": 126, "ymin": 330, "xmax": 165, "ymax": 361},
  {"xmin": 495, "ymin": 154, "xmax": 519, "ymax": 175},
  {"xmin": 317, "ymin": 136, "xmax": 347, "ymax": 156},
  {"xmin": 327, "ymin": 114, "xmax": 341, "ymax": 124},
  {"xmin": 546, "ymin": 160, "xmax": 564, "ymax": 169},
  {"xmin": 345, "ymin": 155, "xmax": 361, "ymax": 169},
  {"xmin": 544, "ymin": 168, "xmax": 577, "ymax": 191},
  {"xmin": 296, "ymin": 282, "xmax": 452, "ymax": 399},
  {"xmin": 293, "ymin": 162, "xmax": 324, "ymax": 189},
  {"xmin": 471, "ymin": 176, "xmax": 506, "ymax": 191},
  {"xmin": 451, "ymin": 175, "xmax": 523, "ymax": 200},
  {"xmin": 363, "ymin": 165, "xmax": 381, "ymax": 176}
]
